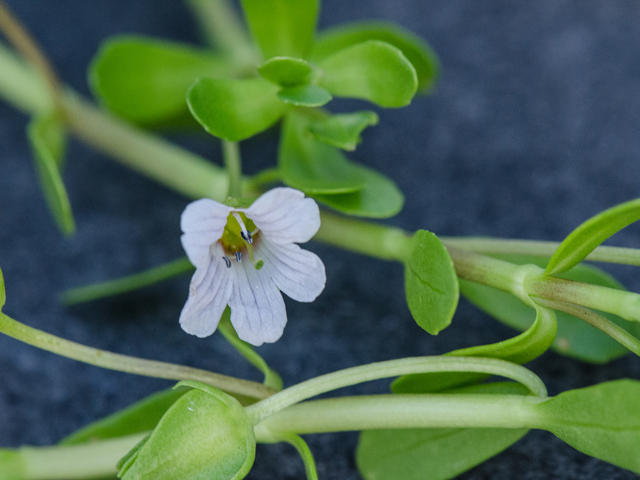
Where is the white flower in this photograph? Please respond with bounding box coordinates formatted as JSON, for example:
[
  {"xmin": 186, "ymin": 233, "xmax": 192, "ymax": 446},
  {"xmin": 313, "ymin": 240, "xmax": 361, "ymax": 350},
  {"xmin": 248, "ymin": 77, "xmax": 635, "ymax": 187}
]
[{"xmin": 179, "ymin": 187, "xmax": 326, "ymax": 346}]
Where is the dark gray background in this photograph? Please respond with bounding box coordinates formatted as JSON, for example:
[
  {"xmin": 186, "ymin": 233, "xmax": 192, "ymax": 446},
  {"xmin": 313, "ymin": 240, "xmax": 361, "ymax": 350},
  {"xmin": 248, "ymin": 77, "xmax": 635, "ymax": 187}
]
[{"xmin": 2, "ymin": 1, "xmax": 640, "ymax": 479}]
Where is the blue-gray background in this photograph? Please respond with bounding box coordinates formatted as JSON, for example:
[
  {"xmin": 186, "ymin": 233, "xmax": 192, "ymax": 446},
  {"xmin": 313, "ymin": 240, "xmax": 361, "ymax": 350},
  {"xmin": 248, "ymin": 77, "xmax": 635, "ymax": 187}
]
[{"xmin": 2, "ymin": 1, "xmax": 640, "ymax": 479}]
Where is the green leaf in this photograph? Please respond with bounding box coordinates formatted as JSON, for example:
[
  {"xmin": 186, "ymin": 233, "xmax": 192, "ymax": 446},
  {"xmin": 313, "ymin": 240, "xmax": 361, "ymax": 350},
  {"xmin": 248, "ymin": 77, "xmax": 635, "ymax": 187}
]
[
  {"xmin": 218, "ymin": 309, "xmax": 283, "ymax": 391},
  {"xmin": 240, "ymin": 0, "xmax": 318, "ymax": 59},
  {"xmin": 61, "ymin": 257, "xmax": 194, "ymax": 305},
  {"xmin": 279, "ymin": 110, "xmax": 366, "ymax": 194},
  {"xmin": 308, "ymin": 111, "xmax": 379, "ymax": 151},
  {"xmin": 317, "ymin": 40, "xmax": 418, "ymax": 107},
  {"xmin": 277, "ymin": 84, "xmax": 332, "ymax": 107},
  {"xmin": 546, "ymin": 198, "xmax": 640, "ymax": 276},
  {"xmin": 312, "ymin": 165, "xmax": 404, "ymax": 218},
  {"xmin": 187, "ymin": 76, "xmax": 286, "ymax": 141},
  {"xmin": 393, "ymin": 301, "xmax": 557, "ymax": 394},
  {"xmin": 536, "ymin": 379, "xmax": 640, "ymax": 474},
  {"xmin": 59, "ymin": 388, "xmax": 188, "ymax": 445},
  {"xmin": 357, "ymin": 382, "xmax": 530, "ymax": 480},
  {"xmin": 90, "ymin": 35, "xmax": 229, "ymax": 125},
  {"xmin": 403, "ymin": 230, "xmax": 459, "ymax": 335},
  {"xmin": 311, "ymin": 21, "xmax": 440, "ymax": 93},
  {"xmin": 461, "ymin": 255, "xmax": 640, "ymax": 364},
  {"xmin": 27, "ymin": 112, "xmax": 75, "ymax": 236},
  {"xmin": 257, "ymin": 57, "xmax": 313, "ymax": 87},
  {"xmin": 120, "ymin": 382, "xmax": 255, "ymax": 480},
  {"xmin": 0, "ymin": 449, "xmax": 25, "ymax": 480}
]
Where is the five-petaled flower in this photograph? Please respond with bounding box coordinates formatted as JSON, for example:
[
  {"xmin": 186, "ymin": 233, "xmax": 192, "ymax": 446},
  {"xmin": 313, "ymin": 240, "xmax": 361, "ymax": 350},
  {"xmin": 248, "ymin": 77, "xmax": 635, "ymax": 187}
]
[{"xmin": 180, "ymin": 187, "xmax": 326, "ymax": 346}]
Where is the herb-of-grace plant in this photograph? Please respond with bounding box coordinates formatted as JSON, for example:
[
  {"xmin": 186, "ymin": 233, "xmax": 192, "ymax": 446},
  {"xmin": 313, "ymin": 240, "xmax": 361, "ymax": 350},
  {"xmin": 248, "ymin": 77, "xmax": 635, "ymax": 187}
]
[{"xmin": 1, "ymin": 1, "xmax": 640, "ymax": 479}]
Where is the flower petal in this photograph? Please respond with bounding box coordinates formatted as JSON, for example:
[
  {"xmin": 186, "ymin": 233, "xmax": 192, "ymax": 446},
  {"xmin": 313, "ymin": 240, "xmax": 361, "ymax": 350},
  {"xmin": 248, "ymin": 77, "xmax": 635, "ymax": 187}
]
[
  {"xmin": 258, "ymin": 239, "xmax": 326, "ymax": 302},
  {"xmin": 228, "ymin": 258, "xmax": 287, "ymax": 346},
  {"xmin": 242, "ymin": 187, "xmax": 320, "ymax": 245},
  {"xmin": 181, "ymin": 199, "xmax": 232, "ymax": 268},
  {"xmin": 180, "ymin": 254, "xmax": 233, "ymax": 338}
]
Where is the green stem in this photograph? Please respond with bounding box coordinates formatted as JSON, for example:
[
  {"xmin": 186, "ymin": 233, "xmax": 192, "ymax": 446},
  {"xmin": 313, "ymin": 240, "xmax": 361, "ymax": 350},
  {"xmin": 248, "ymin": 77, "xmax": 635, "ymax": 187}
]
[
  {"xmin": 534, "ymin": 297, "xmax": 640, "ymax": 355},
  {"xmin": 0, "ymin": 40, "xmax": 51, "ymax": 113},
  {"xmin": 442, "ymin": 237, "xmax": 640, "ymax": 266},
  {"xmin": 16, "ymin": 433, "xmax": 145, "ymax": 480},
  {"xmin": 222, "ymin": 139, "xmax": 242, "ymax": 198},
  {"xmin": 60, "ymin": 257, "xmax": 194, "ymax": 305},
  {"xmin": 256, "ymin": 394, "xmax": 547, "ymax": 435},
  {"xmin": 0, "ymin": 312, "xmax": 275, "ymax": 399},
  {"xmin": 245, "ymin": 356, "xmax": 546, "ymax": 424}
]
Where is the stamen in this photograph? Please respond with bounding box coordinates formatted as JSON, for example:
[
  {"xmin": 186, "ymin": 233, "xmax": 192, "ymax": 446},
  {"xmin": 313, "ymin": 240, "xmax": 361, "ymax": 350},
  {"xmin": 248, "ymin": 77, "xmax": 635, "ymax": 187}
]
[
  {"xmin": 223, "ymin": 256, "xmax": 231, "ymax": 268},
  {"xmin": 244, "ymin": 242, "xmax": 264, "ymax": 270},
  {"xmin": 235, "ymin": 251, "xmax": 242, "ymax": 263},
  {"xmin": 232, "ymin": 212, "xmax": 253, "ymax": 244}
]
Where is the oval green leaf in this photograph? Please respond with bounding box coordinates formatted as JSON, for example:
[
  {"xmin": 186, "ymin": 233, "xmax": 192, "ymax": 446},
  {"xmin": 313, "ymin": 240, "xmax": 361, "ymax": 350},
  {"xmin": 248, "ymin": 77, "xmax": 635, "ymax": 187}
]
[
  {"xmin": 309, "ymin": 111, "xmax": 379, "ymax": 151},
  {"xmin": 357, "ymin": 383, "xmax": 529, "ymax": 480},
  {"xmin": 536, "ymin": 379, "xmax": 640, "ymax": 474},
  {"xmin": 317, "ymin": 40, "xmax": 418, "ymax": 108},
  {"xmin": 311, "ymin": 20, "xmax": 440, "ymax": 93},
  {"xmin": 312, "ymin": 165, "xmax": 404, "ymax": 218},
  {"xmin": 461, "ymin": 255, "xmax": 640, "ymax": 363},
  {"xmin": 27, "ymin": 112, "xmax": 75, "ymax": 236},
  {"xmin": 403, "ymin": 230, "xmax": 459, "ymax": 335},
  {"xmin": 545, "ymin": 198, "xmax": 640, "ymax": 276},
  {"xmin": 257, "ymin": 57, "xmax": 313, "ymax": 87},
  {"xmin": 279, "ymin": 110, "xmax": 366, "ymax": 194},
  {"xmin": 277, "ymin": 84, "xmax": 332, "ymax": 107},
  {"xmin": 90, "ymin": 35, "xmax": 229, "ymax": 125},
  {"xmin": 187, "ymin": 76, "xmax": 285, "ymax": 141},
  {"xmin": 240, "ymin": 0, "xmax": 318, "ymax": 59}
]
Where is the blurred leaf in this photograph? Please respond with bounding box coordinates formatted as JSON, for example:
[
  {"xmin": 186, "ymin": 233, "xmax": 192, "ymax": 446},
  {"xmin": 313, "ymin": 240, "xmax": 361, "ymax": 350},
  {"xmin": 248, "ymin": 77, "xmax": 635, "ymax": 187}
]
[
  {"xmin": 258, "ymin": 57, "xmax": 313, "ymax": 87},
  {"xmin": 27, "ymin": 112, "xmax": 75, "ymax": 236},
  {"xmin": 393, "ymin": 301, "xmax": 556, "ymax": 394},
  {"xmin": 312, "ymin": 20, "xmax": 439, "ymax": 92},
  {"xmin": 61, "ymin": 257, "xmax": 194, "ymax": 305},
  {"xmin": 309, "ymin": 110, "xmax": 379, "ymax": 151},
  {"xmin": 60, "ymin": 388, "xmax": 188, "ymax": 445},
  {"xmin": 279, "ymin": 110, "xmax": 366, "ymax": 193},
  {"xmin": 536, "ymin": 379, "xmax": 640, "ymax": 474},
  {"xmin": 240, "ymin": 0, "xmax": 318, "ymax": 59},
  {"xmin": 546, "ymin": 198, "xmax": 640, "ymax": 276},
  {"xmin": 187, "ymin": 76, "xmax": 285, "ymax": 141},
  {"xmin": 0, "ymin": 266, "xmax": 5, "ymax": 311},
  {"xmin": 461, "ymin": 255, "xmax": 640, "ymax": 363},
  {"xmin": 277, "ymin": 84, "xmax": 332, "ymax": 107},
  {"xmin": 312, "ymin": 165, "xmax": 404, "ymax": 218},
  {"xmin": 317, "ymin": 40, "xmax": 418, "ymax": 107},
  {"xmin": 218, "ymin": 309, "xmax": 283, "ymax": 391},
  {"xmin": 90, "ymin": 35, "xmax": 229, "ymax": 124},
  {"xmin": 357, "ymin": 382, "xmax": 530, "ymax": 480},
  {"xmin": 404, "ymin": 230, "xmax": 459, "ymax": 335}
]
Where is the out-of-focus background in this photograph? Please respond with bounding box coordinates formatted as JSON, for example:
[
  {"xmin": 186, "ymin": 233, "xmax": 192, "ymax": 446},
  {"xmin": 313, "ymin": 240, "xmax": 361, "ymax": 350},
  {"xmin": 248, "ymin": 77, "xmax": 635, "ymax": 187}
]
[{"xmin": 1, "ymin": 1, "xmax": 640, "ymax": 479}]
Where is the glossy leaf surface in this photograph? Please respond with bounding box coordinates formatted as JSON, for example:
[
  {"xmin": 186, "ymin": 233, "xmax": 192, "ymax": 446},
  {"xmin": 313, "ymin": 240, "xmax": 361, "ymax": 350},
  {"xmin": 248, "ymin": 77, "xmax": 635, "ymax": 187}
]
[
  {"xmin": 357, "ymin": 383, "xmax": 530, "ymax": 480},
  {"xmin": 27, "ymin": 112, "xmax": 75, "ymax": 236},
  {"xmin": 318, "ymin": 40, "xmax": 418, "ymax": 107},
  {"xmin": 536, "ymin": 380, "xmax": 640, "ymax": 474},
  {"xmin": 277, "ymin": 84, "xmax": 332, "ymax": 107},
  {"xmin": 309, "ymin": 111, "xmax": 379, "ymax": 151},
  {"xmin": 404, "ymin": 230, "xmax": 459, "ymax": 335},
  {"xmin": 546, "ymin": 198, "xmax": 640, "ymax": 275},
  {"xmin": 240, "ymin": 0, "xmax": 318, "ymax": 59},
  {"xmin": 312, "ymin": 20, "xmax": 439, "ymax": 92},
  {"xmin": 258, "ymin": 57, "xmax": 313, "ymax": 87},
  {"xmin": 90, "ymin": 36, "xmax": 228, "ymax": 124},
  {"xmin": 461, "ymin": 255, "xmax": 640, "ymax": 363},
  {"xmin": 188, "ymin": 77, "xmax": 285, "ymax": 141}
]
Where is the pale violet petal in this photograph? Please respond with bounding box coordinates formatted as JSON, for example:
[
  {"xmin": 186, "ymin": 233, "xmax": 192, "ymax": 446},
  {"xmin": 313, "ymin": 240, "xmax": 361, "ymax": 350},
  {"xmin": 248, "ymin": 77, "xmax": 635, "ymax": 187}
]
[
  {"xmin": 257, "ymin": 239, "xmax": 326, "ymax": 302},
  {"xmin": 241, "ymin": 187, "xmax": 320, "ymax": 245},
  {"xmin": 179, "ymin": 254, "xmax": 233, "ymax": 338},
  {"xmin": 181, "ymin": 199, "xmax": 232, "ymax": 268},
  {"xmin": 228, "ymin": 258, "xmax": 287, "ymax": 346}
]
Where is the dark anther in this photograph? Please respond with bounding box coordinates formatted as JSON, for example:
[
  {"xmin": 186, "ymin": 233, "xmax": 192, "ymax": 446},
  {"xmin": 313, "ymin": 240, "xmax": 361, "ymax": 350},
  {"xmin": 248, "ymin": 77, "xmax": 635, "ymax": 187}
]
[
  {"xmin": 235, "ymin": 251, "xmax": 242, "ymax": 263},
  {"xmin": 223, "ymin": 256, "xmax": 231, "ymax": 268}
]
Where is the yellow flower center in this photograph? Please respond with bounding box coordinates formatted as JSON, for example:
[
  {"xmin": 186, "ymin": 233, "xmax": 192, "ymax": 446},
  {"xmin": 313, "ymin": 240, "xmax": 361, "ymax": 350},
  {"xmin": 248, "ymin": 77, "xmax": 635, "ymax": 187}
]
[{"xmin": 220, "ymin": 212, "xmax": 256, "ymax": 254}]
